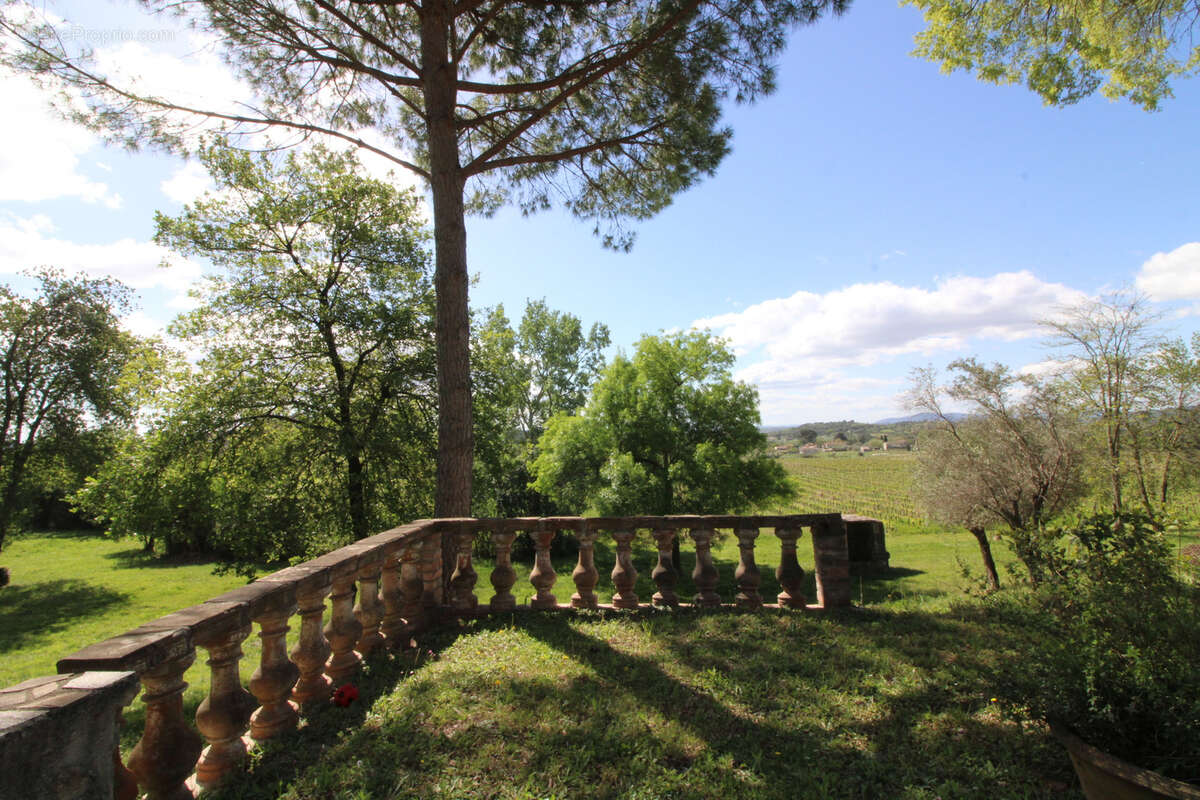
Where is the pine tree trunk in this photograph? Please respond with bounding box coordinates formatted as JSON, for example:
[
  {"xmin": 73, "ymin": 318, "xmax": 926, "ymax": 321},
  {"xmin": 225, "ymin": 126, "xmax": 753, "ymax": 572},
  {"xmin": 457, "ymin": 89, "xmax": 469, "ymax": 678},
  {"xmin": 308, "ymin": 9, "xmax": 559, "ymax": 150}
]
[
  {"xmin": 968, "ymin": 526, "xmax": 1000, "ymax": 592},
  {"xmin": 423, "ymin": 1, "xmax": 473, "ymax": 519}
]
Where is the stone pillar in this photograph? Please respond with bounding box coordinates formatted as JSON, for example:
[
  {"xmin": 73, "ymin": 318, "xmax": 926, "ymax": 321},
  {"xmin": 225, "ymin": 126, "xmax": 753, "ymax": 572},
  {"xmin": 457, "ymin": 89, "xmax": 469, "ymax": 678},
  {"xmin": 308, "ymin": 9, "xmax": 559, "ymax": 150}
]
[
  {"xmin": 379, "ymin": 552, "xmax": 406, "ymax": 644},
  {"xmin": 650, "ymin": 528, "xmax": 679, "ymax": 607},
  {"xmin": 688, "ymin": 527, "xmax": 721, "ymax": 607},
  {"xmin": 812, "ymin": 517, "xmax": 852, "ymax": 608},
  {"xmin": 127, "ymin": 651, "xmax": 204, "ymax": 800},
  {"xmin": 610, "ymin": 529, "xmax": 639, "ymax": 609},
  {"xmin": 489, "ymin": 529, "xmax": 518, "ymax": 612},
  {"xmin": 194, "ymin": 622, "xmax": 256, "ymax": 791},
  {"xmin": 0, "ymin": 671, "xmax": 141, "ymax": 800},
  {"xmin": 734, "ymin": 525, "xmax": 763, "ymax": 609},
  {"xmin": 248, "ymin": 601, "xmax": 300, "ymax": 741},
  {"xmin": 529, "ymin": 528, "xmax": 559, "ymax": 609},
  {"xmin": 448, "ymin": 527, "xmax": 479, "ymax": 612},
  {"xmin": 324, "ymin": 574, "xmax": 364, "ymax": 685},
  {"xmin": 290, "ymin": 584, "xmax": 333, "ymax": 704},
  {"xmin": 571, "ymin": 528, "xmax": 600, "ymax": 609},
  {"xmin": 354, "ymin": 564, "xmax": 384, "ymax": 656},
  {"xmin": 774, "ymin": 526, "xmax": 806, "ymax": 608}
]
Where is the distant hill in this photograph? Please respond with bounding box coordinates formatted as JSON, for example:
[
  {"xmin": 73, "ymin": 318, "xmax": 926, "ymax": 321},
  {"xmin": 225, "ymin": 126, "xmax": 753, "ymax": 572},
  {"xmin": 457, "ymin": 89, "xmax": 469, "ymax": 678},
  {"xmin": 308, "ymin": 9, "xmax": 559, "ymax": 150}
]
[{"xmin": 873, "ymin": 412, "xmax": 967, "ymax": 425}]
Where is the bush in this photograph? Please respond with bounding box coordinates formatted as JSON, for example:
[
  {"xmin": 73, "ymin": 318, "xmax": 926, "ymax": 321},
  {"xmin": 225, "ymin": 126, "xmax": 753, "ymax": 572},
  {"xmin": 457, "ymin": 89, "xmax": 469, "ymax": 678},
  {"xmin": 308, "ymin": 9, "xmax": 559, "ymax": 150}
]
[{"xmin": 1002, "ymin": 513, "xmax": 1200, "ymax": 784}]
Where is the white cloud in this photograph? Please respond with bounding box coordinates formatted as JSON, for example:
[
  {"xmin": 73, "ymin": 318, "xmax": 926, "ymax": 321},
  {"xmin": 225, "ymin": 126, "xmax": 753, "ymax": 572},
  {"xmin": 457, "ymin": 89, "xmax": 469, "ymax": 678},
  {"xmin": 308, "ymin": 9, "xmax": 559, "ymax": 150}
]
[
  {"xmin": 0, "ymin": 70, "xmax": 122, "ymax": 208},
  {"xmin": 160, "ymin": 160, "xmax": 213, "ymax": 204},
  {"xmin": 694, "ymin": 271, "xmax": 1090, "ymax": 423},
  {"xmin": 0, "ymin": 212, "xmax": 203, "ymax": 303},
  {"xmin": 1135, "ymin": 242, "xmax": 1200, "ymax": 302},
  {"xmin": 697, "ymin": 271, "xmax": 1086, "ymax": 375}
]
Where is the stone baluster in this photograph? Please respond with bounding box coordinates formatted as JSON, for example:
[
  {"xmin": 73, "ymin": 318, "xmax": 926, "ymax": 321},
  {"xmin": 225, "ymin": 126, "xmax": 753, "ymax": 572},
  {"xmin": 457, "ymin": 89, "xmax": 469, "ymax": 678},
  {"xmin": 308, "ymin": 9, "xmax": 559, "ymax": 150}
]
[
  {"xmin": 688, "ymin": 527, "xmax": 721, "ymax": 607},
  {"xmin": 379, "ymin": 551, "xmax": 406, "ymax": 644},
  {"xmin": 650, "ymin": 528, "xmax": 679, "ymax": 606},
  {"xmin": 126, "ymin": 650, "xmax": 203, "ymax": 800},
  {"xmin": 248, "ymin": 599, "xmax": 300, "ymax": 741},
  {"xmin": 419, "ymin": 535, "xmax": 444, "ymax": 609},
  {"xmin": 324, "ymin": 572, "xmax": 364, "ymax": 685},
  {"xmin": 194, "ymin": 622, "xmax": 257, "ymax": 791},
  {"xmin": 529, "ymin": 527, "xmax": 559, "ymax": 609},
  {"xmin": 448, "ymin": 527, "xmax": 479, "ymax": 612},
  {"xmin": 734, "ymin": 525, "xmax": 763, "ymax": 609},
  {"xmin": 400, "ymin": 543, "xmax": 427, "ymax": 637},
  {"xmin": 774, "ymin": 526, "xmax": 807, "ymax": 608},
  {"xmin": 290, "ymin": 583, "xmax": 333, "ymax": 704},
  {"xmin": 489, "ymin": 528, "xmax": 518, "ymax": 611},
  {"xmin": 571, "ymin": 528, "xmax": 600, "ymax": 609},
  {"xmin": 610, "ymin": 528, "xmax": 639, "ymax": 609},
  {"xmin": 354, "ymin": 563, "xmax": 384, "ymax": 656}
]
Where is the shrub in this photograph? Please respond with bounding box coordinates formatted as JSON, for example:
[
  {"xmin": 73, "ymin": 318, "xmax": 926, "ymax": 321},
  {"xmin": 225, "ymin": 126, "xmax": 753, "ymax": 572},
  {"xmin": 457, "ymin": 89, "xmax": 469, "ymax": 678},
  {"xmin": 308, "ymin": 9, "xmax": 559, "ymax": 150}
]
[{"xmin": 1002, "ymin": 513, "xmax": 1200, "ymax": 784}]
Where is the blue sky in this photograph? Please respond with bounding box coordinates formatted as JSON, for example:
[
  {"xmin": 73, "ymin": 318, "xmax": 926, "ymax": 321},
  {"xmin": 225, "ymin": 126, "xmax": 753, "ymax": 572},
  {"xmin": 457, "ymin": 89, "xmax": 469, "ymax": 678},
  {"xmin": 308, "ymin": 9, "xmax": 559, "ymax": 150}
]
[{"xmin": 2, "ymin": 1, "xmax": 1197, "ymax": 424}]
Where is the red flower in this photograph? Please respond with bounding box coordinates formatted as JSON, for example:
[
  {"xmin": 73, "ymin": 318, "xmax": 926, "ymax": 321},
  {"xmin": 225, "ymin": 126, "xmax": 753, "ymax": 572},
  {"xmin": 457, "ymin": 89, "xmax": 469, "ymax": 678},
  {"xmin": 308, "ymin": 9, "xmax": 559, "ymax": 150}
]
[{"xmin": 332, "ymin": 683, "xmax": 359, "ymax": 707}]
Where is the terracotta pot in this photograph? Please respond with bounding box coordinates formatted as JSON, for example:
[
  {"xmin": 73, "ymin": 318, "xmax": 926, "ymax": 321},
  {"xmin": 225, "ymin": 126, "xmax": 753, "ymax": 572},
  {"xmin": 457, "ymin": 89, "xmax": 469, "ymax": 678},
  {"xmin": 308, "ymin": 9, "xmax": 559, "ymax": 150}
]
[{"xmin": 1051, "ymin": 724, "xmax": 1200, "ymax": 800}]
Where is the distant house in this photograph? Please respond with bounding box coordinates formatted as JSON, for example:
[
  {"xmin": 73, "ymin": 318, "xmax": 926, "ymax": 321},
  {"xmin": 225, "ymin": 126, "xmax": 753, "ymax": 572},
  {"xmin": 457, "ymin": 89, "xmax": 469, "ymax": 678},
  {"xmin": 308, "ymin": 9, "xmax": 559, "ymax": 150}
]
[{"xmin": 883, "ymin": 438, "xmax": 911, "ymax": 451}]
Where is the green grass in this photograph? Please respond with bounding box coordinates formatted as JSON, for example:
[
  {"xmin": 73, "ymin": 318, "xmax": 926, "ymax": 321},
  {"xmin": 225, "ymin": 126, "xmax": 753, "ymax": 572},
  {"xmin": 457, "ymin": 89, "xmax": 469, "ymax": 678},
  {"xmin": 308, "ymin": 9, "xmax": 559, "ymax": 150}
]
[
  {"xmin": 776, "ymin": 452, "xmax": 924, "ymax": 526},
  {"xmin": 4, "ymin": 522, "xmax": 1197, "ymax": 798},
  {"xmin": 0, "ymin": 529, "xmax": 254, "ymax": 687},
  {"xmin": 211, "ymin": 607, "xmax": 1079, "ymax": 800}
]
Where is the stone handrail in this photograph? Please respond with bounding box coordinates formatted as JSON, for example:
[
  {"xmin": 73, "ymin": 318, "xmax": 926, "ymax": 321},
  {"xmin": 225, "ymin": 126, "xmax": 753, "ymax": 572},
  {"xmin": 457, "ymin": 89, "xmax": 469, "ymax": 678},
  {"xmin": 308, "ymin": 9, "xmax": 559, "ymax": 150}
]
[{"xmin": 0, "ymin": 513, "xmax": 850, "ymax": 800}]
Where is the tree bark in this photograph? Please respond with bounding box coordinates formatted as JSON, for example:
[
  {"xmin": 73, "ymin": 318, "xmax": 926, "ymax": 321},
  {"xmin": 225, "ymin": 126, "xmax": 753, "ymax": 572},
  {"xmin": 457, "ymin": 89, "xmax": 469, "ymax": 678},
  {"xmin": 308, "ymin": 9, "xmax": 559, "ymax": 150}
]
[
  {"xmin": 347, "ymin": 450, "xmax": 368, "ymax": 540},
  {"xmin": 968, "ymin": 526, "xmax": 1000, "ymax": 592},
  {"xmin": 423, "ymin": 0, "xmax": 473, "ymax": 519}
]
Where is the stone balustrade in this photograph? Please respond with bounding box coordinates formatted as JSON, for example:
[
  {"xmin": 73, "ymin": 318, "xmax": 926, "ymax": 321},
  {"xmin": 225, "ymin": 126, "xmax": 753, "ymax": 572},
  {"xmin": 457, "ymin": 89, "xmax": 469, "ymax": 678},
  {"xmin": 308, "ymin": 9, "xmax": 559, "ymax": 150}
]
[{"xmin": 0, "ymin": 513, "xmax": 850, "ymax": 800}]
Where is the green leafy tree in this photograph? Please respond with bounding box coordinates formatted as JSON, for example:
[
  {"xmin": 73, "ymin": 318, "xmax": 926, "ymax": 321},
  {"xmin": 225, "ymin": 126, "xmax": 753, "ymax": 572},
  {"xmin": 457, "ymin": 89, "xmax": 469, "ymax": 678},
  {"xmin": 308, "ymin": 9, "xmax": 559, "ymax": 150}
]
[
  {"xmin": 907, "ymin": 358, "xmax": 1084, "ymax": 587},
  {"xmin": 1, "ymin": 0, "xmax": 848, "ymax": 516},
  {"xmin": 472, "ymin": 300, "xmax": 609, "ymax": 517},
  {"xmin": 531, "ymin": 331, "xmax": 793, "ymax": 540},
  {"xmin": 907, "ymin": 0, "xmax": 1200, "ymax": 110},
  {"xmin": 134, "ymin": 143, "xmax": 437, "ymax": 547},
  {"xmin": 0, "ymin": 270, "xmax": 139, "ymax": 555}
]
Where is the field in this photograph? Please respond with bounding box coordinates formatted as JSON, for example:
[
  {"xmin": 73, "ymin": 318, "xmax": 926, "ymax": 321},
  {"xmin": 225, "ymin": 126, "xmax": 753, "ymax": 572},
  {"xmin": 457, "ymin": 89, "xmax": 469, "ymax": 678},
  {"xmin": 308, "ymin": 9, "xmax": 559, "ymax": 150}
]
[{"xmin": 775, "ymin": 452, "xmax": 924, "ymax": 526}]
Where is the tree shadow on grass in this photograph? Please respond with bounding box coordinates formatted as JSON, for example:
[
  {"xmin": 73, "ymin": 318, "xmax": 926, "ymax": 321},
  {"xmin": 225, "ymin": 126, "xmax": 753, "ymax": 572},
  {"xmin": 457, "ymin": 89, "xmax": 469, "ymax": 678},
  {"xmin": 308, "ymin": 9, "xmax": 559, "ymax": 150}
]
[
  {"xmin": 0, "ymin": 579, "xmax": 129, "ymax": 655},
  {"xmin": 211, "ymin": 607, "xmax": 1080, "ymax": 799}
]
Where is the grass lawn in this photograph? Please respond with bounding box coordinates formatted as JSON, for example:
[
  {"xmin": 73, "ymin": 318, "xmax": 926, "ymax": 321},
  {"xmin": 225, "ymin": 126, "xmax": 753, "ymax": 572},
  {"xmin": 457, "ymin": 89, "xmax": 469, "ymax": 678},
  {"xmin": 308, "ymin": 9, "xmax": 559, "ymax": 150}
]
[
  {"xmin": 4, "ymin": 523, "xmax": 1196, "ymax": 798},
  {"xmin": 212, "ymin": 607, "xmax": 1079, "ymax": 800}
]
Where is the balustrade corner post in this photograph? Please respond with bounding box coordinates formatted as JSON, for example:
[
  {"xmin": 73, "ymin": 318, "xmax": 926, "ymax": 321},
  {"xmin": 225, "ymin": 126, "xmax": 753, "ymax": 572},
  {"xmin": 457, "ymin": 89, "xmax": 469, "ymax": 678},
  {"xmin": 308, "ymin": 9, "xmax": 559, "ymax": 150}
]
[
  {"xmin": 290, "ymin": 583, "xmax": 333, "ymax": 704},
  {"xmin": 688, "ymin": 527, "xmax": 722, "ymax": 607},
  {"xmin": 126, "ymin": 650, "xmax": 204, "ymax": 800},
  {"xmin": 249, "ymin": 600, "xmax": 300, "ymax": 741},
  {"xmin": 194, "ymin": 622, "xmax": 256, "ymax": 791},
  {"xmin": 324, "ymin": 573, "xmax": 364, "ymax": 685},
  {"xmin": 650, "ymin": 528, "xmax": 679, "ymax": 607},
  {"xmin": 774, "ymin": 527, "xmax": 807, "ymax": 608},
  {"xmin": 812, "ymin": 517, "xmax": 852, "ymax": 608},
  {"xmin": 489, "ymin": 529, "xmax": 518, "ymax": 612},
  {"xmin": 380, "ymin": 552, "xmax": 406, "ymax": 644},
  {"xmin": 448, "ymin": 527, "xmax": 479, "ymax": 613},
  {"xmin": 354, "ymin": 564, "xmax": 384, "ymax": 657},
  {"xmin": 610, "ymin": 529, "xmax": 639, "ymax": 609},
  {"xmin": 571, "ymin": 528, "xmax": 600, "ymax": 609},
  {"xmin": 529, "ymin": 528, "xmax": 559, "ymax": 609},
  {"xmin": 734, "ymin": 526, "xmax": 763, "ymax": 610}
]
